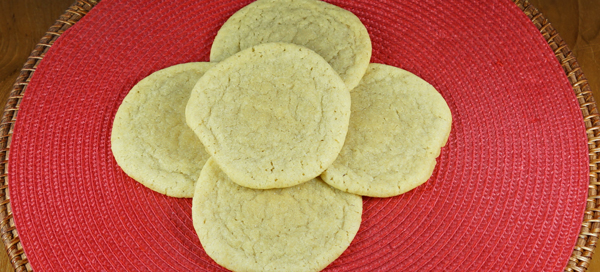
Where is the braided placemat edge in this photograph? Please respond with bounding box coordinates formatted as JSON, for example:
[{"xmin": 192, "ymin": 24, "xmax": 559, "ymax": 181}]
[
  {"xmin": 511, "ymin": 1, "xmax": 600, "ymax": 271},
  {"xmin": 0, "ymin": 0, "xmax": 596, "ymax": 271},
  {"xmin": 0, "ymin": 1, "xmax": 100, "ymax": 271}
]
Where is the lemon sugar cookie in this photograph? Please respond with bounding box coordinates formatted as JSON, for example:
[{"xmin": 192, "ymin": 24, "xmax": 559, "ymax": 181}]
[
  {"xmin": 210, "ymin": 0, "xmax": 372, "ymax": 90},
  {"xmin": 111, "ymin": 62, "xmax": 214, "ymax": 198},
  {"xmin": 321, "ymin": 63, "xmax": 452, "ymax": 197},
  {"xmin": 192, "ymin": 158, "xmax": 362, "ymax": 272},
  {"xmin": 187, "ymin": 43, "xmax": 351, "ymax": 189}
]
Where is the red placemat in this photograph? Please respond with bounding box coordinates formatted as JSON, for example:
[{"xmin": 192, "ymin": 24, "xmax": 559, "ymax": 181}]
[{"xmin": 8, "ymin": 0, "xmax": 589, "ymax": 271}]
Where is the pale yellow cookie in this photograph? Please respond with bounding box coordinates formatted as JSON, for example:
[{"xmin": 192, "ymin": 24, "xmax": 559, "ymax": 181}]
[
  {"xmin": 192, "ymin": 158, "xmax": 362, "ymax": 272},
  {"xmin": 321, "ymin": 64, "xmax": 452, "ymax": 197},
  {"xmin": 210, "ymin": 0, "xmax": 371, "ymax": 90},
  {"xmin": 111, "ymin": 62, "xmax": 214, "ymax": 198},
  {"xmin": 186, "ymin": 43, "xmax": 351, "ymax": 189}
]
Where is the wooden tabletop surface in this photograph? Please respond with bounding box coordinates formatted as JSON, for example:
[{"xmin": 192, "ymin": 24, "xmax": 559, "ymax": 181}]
[{"xmin": 0, "ymin": 0, "xmax": 598, "ymax": 271}]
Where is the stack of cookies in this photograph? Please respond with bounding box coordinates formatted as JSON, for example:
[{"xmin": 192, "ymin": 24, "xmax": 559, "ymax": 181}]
[{"xmin": 111, "ymin": 0, "xmax": 452, "ymax": 271}]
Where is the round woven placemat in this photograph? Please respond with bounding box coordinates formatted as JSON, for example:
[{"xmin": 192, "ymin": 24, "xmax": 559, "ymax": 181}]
[{"xmin": 0, "ymin": 0, "xmax": 598, "ymax": 271}]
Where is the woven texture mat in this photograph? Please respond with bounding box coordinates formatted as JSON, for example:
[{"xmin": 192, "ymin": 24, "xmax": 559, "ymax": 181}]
[{"xmin": 8, "ymin": 0, "xmax": 590, "ymax": 271}]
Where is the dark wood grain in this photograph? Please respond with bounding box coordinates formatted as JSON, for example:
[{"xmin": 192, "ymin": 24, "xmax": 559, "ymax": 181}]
[
  {"xmin": 531, "ymin": 0, "xmax": 600, "ymax": 106},
  {"xmin": 0, "ymin": 0, "xmax": 598, "ymax": 271}
]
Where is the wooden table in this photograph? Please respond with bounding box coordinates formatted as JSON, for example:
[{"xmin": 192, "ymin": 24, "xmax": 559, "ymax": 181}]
[{"xmin": 0, "ymin": 0, "xmax": 598, "ymax": 271}]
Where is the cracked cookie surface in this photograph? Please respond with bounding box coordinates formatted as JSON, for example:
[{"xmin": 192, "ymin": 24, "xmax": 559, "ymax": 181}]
[
  {"xmin": 111, "ymin": 62, "xmax": 214, "ymax": 198},
  {"xmin": 321, "ymin": 64, "xmax": 452, "ymax": 197},
  {"xmin": 192, "ymin": 158, "xmax": 362, "ymax": 272},
  {"xmin": 187, "ymin": 43, "xmax": 351, "ymax": 189},
  {"xmin": 210, "ymin": 0, "xmax": 371, "ymax": 91}
]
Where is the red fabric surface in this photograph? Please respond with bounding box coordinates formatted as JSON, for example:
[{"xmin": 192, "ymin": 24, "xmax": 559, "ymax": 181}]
[{"xmin": 9, "ymin": 0, "xmax": 589, "ymax": 271}]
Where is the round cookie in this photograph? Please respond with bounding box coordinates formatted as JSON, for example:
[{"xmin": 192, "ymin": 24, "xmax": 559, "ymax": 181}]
[
  {"xmin": 192, "ymin": 158, "xmax": 362, "ymax": 272},
  {"xmin": 186, "ymin": 43, "xmax": 351, "ymax": 189},
  {"xmin": 321, "ymin": 64, "xmax": 452, "ymax": 197},
  {"xmin": 210, "ymin": 0, "xmax": 371, "ymax": 91},
  {"xmin": 111, "ymin": 62, "xmax": 214, "ymax": 198}
]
